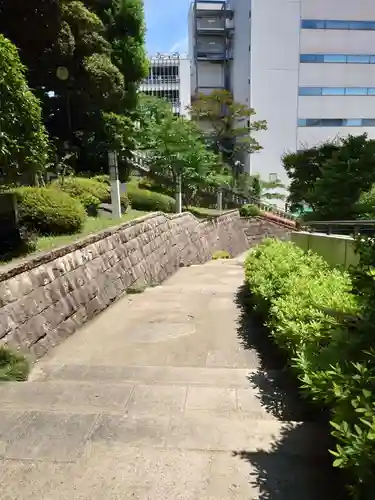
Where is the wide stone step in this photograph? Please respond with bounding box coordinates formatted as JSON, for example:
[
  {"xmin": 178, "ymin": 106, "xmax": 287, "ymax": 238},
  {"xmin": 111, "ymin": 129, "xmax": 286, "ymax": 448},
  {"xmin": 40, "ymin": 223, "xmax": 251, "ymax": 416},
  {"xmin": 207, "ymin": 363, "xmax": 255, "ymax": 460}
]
[
  {"xmin": 1, "ymin": 372, "xmax": 319, "ymax": 424},
  {"xmin": 0, "ymin": 406, "xmax": 329, "ymax": 461}
]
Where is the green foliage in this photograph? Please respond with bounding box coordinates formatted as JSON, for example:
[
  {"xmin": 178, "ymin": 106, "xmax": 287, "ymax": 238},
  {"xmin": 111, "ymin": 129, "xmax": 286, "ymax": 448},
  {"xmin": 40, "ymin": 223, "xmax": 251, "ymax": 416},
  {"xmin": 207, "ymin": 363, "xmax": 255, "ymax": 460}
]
[
  {"xmin": 239, "ymin": 204, "xmax": 261, "ymax": 217},
  {"xmin": 244, "ymin": 240, "xmax": 375, "ymax": 497},
  {"xmin": 14, "ymin": 187, "xmax": 87, "ymax": 235},
  {"xmin": 0, "ymin": 0, "xmax": 146, "ymax": 177},
  {"xmin": 212, "ymin": 250, "xmax": 231, "ymax": 260},
  {"xmin": 0, "ymin": 347, "xmax": 29, "ymax": 382},
  {"xmin": 283, "ymin": 135, "xmax": 375, "ymax": 219},
  {"xmin": 0, "ymin": 35, "xmax": 50, "ymax": 183},
  {"xmin": 190, "ymin": 89, "xmax": 267, "ymax": 170},
  {"xmin": 127, "ymin": 183, "xmax": 175, "ymax": 213},
  {"xmin": 52, "ymin": 176, "xmax": 109, "ymax": 215}
]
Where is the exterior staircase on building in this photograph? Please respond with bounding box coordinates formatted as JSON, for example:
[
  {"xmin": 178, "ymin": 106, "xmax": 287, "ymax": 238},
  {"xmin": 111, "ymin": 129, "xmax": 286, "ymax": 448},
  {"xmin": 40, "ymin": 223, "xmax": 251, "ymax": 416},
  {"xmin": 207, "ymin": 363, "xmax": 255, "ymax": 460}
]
[{"xmin": 0, "ymin": 255, "xmax": 338, "ymax": 499}]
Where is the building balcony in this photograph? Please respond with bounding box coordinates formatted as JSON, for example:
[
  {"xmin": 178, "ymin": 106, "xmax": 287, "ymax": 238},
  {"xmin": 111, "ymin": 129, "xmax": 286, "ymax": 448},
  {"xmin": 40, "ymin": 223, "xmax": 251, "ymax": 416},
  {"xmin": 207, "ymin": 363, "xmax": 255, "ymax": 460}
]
[
  {"xmin": 194, "ymin": 1, "xmax": 233, "ymax": 17},
  {"xmin": 196, "ymin": 50, "xmax": 232, "ymax": 61}
]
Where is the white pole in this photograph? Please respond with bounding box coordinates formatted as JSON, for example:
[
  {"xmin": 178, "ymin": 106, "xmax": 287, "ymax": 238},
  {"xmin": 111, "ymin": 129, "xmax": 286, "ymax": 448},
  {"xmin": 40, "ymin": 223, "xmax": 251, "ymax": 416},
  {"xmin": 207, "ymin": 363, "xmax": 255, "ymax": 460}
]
[
  {"xmin": 108, "ymin": 150, "xmax": 121, "ymax": 218},
  {"xmin": 217, "ymin": 188, "xmax": 223, "ymax": 212},
  {"xmin": 176, "ymin": 175, "xmax": 182, "ymax": 214}
]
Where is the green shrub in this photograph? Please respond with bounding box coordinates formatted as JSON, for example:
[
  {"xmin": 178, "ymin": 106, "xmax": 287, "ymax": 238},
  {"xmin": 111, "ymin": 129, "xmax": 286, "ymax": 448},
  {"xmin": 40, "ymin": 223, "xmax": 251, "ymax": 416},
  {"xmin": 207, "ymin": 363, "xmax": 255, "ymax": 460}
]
[
  {"xmin": 14, "ymin": 187, "xmax": 86, "ymax": 235},
  {"xmin": 244, "ymin": 239, "xmax": 374, "ymax": 497},
  {"xmin": 0, "ymin": 347, "xmax": 29, "ymax": 381},
  {"xmin": 92, "ymin": 174, "xmax": 110, "ymax": 185},
  {"xmin": 240, "ymin": 204, "xmax": 261, "ymax": 217},
  {"xmin": 52, "ymin": 177, "xmax": 110, "ymax": 215},
  {"xmin": 212, "ymin": 250, "xmax": 231, "ymax": 260},
  {"xmin": 127, "ymin": 184, "xmax": 176, "ymax": 213}
]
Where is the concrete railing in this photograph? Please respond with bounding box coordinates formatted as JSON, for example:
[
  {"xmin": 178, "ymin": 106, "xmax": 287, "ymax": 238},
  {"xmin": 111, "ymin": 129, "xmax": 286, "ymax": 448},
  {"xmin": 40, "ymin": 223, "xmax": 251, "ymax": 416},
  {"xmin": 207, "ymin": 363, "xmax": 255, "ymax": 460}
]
[{"xmin": 292, "ymin": 231, "xmax": 359, "ymax": 268}]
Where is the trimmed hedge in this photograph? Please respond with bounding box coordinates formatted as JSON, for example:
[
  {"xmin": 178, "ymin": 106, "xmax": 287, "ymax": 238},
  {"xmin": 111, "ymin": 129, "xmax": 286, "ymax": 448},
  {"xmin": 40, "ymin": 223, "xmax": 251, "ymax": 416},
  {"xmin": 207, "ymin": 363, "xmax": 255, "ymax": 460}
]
[
  {"xmin": 244, "ymin": 240, "xmax": 375, "ymax": 497},
  {"xmin": 239, "ymin": 204, "xmax": 261, "ymax": 217},
  {"xmin": 14, "ymin": 187, "xmax": 86, "ymax": 235},
  {"xmin": 127, "ymin": 183, "xmax": 176, "ymax": 213},
  {"xmin": 52, "ymin": 177, "xmax": 110, "ymax": 215}
]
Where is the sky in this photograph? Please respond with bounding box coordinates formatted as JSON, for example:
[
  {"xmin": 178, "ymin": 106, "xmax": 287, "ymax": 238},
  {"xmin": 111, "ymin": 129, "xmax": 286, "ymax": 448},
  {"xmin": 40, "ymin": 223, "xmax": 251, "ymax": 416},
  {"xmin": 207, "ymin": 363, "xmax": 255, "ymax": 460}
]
[{"xmin": 144, "ymin": 0, "xmax": 191, "ymax": 55}]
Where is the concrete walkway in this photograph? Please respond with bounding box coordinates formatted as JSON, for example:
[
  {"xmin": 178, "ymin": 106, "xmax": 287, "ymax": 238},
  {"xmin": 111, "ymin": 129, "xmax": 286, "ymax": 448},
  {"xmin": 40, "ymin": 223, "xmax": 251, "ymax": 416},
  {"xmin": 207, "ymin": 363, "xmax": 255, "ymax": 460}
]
[{"xmin": 0, "ymin": 256, "xmax": 337, "ymax": 499}]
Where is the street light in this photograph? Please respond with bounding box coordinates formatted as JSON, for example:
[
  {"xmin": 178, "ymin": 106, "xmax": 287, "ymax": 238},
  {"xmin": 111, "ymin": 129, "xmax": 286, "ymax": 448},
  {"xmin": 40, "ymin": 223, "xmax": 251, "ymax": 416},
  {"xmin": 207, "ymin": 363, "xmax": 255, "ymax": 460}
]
[{"xmin": 56, "ymin": 66, "xmax": 72, "ymax": 151}]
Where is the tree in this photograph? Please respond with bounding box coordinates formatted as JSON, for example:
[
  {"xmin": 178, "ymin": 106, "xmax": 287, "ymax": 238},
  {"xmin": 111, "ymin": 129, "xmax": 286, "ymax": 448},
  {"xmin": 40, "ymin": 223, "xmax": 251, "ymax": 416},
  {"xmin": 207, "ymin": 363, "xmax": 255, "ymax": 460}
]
[
  {"xmin": 135, "ymin": 94, "xmax": 175, "ymax": 150},
  {"xmin": 147, "ymin": 114, "xmax": 228, "ymax": 208},
  {"xmin": 282, "ymin": 141, "xmax": 339, "ymax": 213},
  {"xmin": 0, "ymin": 0, "xmax": 142, "ymax": 176},
  {"xmin": 311, "ymin": 134, "xmax": 375, "ymax": 220},
  {"xmin": 84, "ymin": 0, "xmax": 148, "ymax": 107},
  {"xmin": 190, "ymin": 89, "xmax": 267, "ymax": 174},
  {"xmin": 0, "ymin": 36, "xmax": 50, "ymax": 184}
]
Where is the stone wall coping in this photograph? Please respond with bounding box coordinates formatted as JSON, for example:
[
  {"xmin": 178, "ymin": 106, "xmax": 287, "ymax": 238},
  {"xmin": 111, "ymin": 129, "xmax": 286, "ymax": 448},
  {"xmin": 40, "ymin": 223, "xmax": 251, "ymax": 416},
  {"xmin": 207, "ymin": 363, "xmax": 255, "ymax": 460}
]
[{"xmin": 0, "ymin": 210, "xmax": 238, "ymax": 283}]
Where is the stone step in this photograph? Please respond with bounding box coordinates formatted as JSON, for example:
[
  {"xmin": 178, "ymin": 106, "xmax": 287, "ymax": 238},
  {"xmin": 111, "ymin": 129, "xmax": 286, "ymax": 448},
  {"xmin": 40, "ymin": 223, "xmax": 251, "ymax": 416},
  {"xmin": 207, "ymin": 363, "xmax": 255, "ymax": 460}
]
[
  {"xmin": 0, "ymin": 407, "xmax": 329, "ymax": 461},
  {"xmin": 1, "ymin": 374, "xmax": 316, "ymax": 423}
]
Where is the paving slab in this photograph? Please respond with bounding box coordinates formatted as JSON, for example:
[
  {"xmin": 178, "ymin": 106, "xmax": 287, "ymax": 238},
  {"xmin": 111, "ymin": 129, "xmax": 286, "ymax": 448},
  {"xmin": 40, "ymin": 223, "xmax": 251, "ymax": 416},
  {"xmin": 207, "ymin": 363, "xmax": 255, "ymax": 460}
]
[{"xmin": 0, "ymin": 256, "xmax": 338, "ymax": 498}]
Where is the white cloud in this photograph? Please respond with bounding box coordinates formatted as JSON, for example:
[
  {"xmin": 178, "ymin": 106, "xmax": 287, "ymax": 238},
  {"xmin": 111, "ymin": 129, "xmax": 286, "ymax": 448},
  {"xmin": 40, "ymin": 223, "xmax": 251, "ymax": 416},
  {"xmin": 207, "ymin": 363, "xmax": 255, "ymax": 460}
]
[{"xmin": 169, "ymin": 36, "xmax": 188, "ymax": 55}]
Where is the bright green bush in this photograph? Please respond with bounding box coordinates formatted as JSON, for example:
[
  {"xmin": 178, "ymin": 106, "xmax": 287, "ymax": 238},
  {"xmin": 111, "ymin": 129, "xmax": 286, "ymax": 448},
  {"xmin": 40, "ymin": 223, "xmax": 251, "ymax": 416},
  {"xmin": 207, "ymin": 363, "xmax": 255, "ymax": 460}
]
[
  {"xmin": 239, "ymin": 204, "xmax": 261, "ymax": 217},
  {"xmin": 127, "ymin": 184, "xmax": 176, "ymax": 213},
  {"xmin": 244, "ymin": 239, "xmax": 375, "ymax": 498},
  {"xmin": 14, "ymin": 187, "xmax": 86, "ymax": 235},
  {"xmin": 212, "ymin": 250, "xmax": 231, "ymax": 260},
  {"xmin": 52, "ymin": 177, "xmax": 110, "ymax": 215}
]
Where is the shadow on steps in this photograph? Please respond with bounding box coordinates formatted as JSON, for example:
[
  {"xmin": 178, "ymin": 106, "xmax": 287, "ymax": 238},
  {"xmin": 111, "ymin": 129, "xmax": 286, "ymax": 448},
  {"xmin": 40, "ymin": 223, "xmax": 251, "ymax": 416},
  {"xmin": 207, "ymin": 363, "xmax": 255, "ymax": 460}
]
[{"xmin": 234, "ymin": 284, "xmax": 348, "ymax": 500}]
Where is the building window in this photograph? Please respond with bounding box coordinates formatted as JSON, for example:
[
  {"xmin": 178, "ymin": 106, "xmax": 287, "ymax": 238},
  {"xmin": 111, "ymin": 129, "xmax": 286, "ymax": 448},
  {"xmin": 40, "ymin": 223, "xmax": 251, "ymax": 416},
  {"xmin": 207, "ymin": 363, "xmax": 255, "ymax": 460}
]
[
  {"xmin": 300, "ymin": 54, "xmax": 375, "ymax": 64},
  {"xmin": 298, "ymin": 118, "xmax": 375, "ymax": 127},
  {"xmin": 269, "ymin": 173, "xmax": 279, "ymax": 183},
  {"xmin": 299, "ymin": 87, "xmax": 375, "ymax": 96},
  {"xmin": 301, "ymin": 19, "xmax": 375, "ymax": 30}
]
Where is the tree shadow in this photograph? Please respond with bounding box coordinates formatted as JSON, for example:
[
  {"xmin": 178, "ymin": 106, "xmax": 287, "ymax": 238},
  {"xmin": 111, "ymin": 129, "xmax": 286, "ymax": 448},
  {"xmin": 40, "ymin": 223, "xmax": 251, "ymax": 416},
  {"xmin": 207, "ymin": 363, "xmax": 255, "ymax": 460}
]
[{"xmin": 234, "ymin": 284, "xmax": 347, "ymax": 499}]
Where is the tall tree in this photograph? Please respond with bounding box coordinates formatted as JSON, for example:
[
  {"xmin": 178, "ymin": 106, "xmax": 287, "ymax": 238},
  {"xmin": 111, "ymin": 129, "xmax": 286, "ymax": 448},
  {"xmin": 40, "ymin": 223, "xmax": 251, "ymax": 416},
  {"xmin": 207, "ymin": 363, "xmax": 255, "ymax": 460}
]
[
  {"xmin": 0, "ymin": 0, "xmax": 134, "ymax": 174},
  {"xmin": 0, "ymin": 36, "xmax": 50, "ymax": 184},
  {"xmin": 84, "ymin": 0, "xmax": 148, "ymax": 107},
  {"xmin": 190, "ymin": 89, "xmax": 267, "ymax": 174},
  {"xmin": 282, "ymin": 141, "xmax": 339, "ymax": 213}
]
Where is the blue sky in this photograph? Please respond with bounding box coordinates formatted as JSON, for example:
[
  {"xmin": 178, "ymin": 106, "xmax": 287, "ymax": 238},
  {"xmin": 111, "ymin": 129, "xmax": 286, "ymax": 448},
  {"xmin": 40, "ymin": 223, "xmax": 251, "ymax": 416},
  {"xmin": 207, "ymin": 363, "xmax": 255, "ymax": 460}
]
[{"xmin": 144, "ymin": 0, "xmax": 191, "ymax": 55}]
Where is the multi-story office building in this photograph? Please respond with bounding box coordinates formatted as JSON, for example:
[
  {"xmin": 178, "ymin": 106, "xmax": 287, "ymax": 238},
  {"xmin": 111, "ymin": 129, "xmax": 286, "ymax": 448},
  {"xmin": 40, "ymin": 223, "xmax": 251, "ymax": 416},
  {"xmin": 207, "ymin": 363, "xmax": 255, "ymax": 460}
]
[
  {"xmin": 189, "ymin": 0, "xmax": 375, "ymax": 192},
  {"xmin": 139, "ymin": 53, "xmax": 191, "ymax": 117}
]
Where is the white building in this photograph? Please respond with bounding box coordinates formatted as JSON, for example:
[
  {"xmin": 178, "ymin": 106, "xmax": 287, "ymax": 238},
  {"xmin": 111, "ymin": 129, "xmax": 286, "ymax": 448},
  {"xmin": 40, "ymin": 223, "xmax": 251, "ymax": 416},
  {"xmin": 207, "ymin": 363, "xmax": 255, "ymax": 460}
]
[
  {"xmin": 189, "ymin": 0, "xmax": 375, "ymax": 189},
  {"xmin": 139, "ymin": 54, "xmax": 191, "ymax": 117}
]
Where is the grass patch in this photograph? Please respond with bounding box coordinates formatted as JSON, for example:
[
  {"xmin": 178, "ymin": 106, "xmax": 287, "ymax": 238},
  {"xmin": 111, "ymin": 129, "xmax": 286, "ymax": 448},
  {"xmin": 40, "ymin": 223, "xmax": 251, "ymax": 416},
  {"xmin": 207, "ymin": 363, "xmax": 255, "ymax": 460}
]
[
  {"xmin": 0, "ymin": 347, "xmax": 29, "ymax": 381},
  {"xmin": 36, "ymin": 210, "xmax": 150, "ymax": 253},
  {"xmin": 212, "ymin": 250, "xmax": 231, "ymax": 260},
  {"xmin": 187, "ymin": 207, "xmax": 226, "ymax": 218}
]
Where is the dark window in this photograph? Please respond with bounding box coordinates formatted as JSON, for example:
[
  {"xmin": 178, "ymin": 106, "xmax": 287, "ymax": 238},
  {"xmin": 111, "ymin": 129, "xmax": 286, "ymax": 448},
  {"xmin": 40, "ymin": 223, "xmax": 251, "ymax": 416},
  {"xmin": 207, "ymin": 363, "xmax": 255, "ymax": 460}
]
[
  {"xmin": 363, "ymin": 119, "xmax": 375, "ymax": 126},
  {"xmin": 301, "ymin": 19, "xmax": 324, "ymax": 29},
  {"xmin": 300, "ymin": 54, "xmax": 317, "ymax": 62},
  {"xmin": 325, "ymin": 20, "xmax": 349, "ymax": 29}
]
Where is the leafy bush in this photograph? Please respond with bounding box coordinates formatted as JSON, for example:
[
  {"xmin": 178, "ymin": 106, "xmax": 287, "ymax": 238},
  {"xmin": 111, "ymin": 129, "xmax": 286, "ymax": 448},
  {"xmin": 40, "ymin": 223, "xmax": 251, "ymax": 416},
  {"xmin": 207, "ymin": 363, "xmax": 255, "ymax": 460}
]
[
  {"xmin": 127, "ymin": 184, "xmax": 176, "ymax": 213},
  {"xmin": 14, "ymin": 187, "xmax": 86, "ymax": 235},
  {"xmin": 240, "ymin": 204, "xmax": 261, "ymax": 217},
  {"xmin": 0, "ymin": 347, "xmax": 29, "ymax": 381},
  {"xmin": 212, "ymin": 250, "xmax": 231, "ymax": 260},
  {"xmin": 0, "ymin": 35, "xmax": 49, "ymax": 183},
  {"xmin": 52, "ymin": 177, "xmax": 110, "ymax": 215},
  {"xmin": 244, "ymin": 240, "xmax": 375, "ymax": 498},
  {"xmin": 92, "ymin": 174, "xmax": 110, "ymax": 185}
]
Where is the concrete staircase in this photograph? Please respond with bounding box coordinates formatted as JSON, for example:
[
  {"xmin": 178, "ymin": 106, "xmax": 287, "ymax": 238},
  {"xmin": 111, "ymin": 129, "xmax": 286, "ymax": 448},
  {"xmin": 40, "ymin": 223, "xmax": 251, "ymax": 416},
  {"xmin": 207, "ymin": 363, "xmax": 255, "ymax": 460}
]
[{"xmin": 0, "ymin": 256, "xmax": 338, "ymax": 499}]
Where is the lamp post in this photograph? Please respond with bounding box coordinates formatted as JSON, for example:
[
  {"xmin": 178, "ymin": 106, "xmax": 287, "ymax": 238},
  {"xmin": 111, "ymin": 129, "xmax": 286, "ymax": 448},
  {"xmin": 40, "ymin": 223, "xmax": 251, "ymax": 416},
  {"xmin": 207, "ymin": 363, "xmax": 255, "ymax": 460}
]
[
  {"xmin": 108, "ymin": 150, "xmax": 122, "ymax": 219},
  {"xmin": 56, "ymin": 66, "xmax": 72, "ymax": 152}
]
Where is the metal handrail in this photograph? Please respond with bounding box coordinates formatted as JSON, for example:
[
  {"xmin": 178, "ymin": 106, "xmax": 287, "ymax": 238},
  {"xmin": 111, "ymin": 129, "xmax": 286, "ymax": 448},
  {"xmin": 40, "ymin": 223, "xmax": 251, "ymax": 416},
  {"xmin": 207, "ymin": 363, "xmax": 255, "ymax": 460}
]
[{"xmin": 303, "ymin": 220, "xmax": 375, "ymax": 235}]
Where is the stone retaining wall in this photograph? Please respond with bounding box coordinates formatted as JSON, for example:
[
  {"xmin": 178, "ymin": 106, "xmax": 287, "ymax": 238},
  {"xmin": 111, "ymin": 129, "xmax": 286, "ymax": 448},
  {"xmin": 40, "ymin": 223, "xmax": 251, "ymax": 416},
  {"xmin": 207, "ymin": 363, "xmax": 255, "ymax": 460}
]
[{"xmin": 0, "ymin": 211, "xmax": 291, "ymax": 358}]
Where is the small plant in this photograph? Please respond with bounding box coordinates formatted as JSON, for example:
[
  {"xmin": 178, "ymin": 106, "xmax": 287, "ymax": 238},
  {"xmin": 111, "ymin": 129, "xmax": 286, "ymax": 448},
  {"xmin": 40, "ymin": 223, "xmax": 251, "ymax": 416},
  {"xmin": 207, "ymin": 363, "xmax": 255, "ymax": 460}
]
[
  {"xmin": 212, "ymin": 250, "xmax": 231, "ymax": 260},
  {"xmin": 239, "ymin": 204, "xmax": 261, "ymax": 217},
  {"xmin": 52, "ymin": 177, "xmax": 110, "ymax": 216},
  {"xmin": 0, "ymin": 347, "xmax": 29, "ymax": 381}
]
